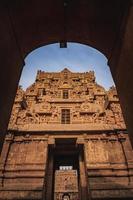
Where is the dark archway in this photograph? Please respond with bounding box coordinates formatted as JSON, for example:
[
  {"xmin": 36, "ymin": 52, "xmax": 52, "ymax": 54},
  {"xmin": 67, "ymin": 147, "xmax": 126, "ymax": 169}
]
[{"xmin": 0, "ymin": 0, "xmax": 133, "ymax": 152}]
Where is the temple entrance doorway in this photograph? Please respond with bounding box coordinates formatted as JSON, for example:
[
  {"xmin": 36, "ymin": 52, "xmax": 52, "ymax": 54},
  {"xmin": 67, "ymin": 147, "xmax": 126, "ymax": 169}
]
[
  {"xmin": 45, "ymin": 138, "xmax": 88, "ymax": 200},
  {"xmin": 54, "ymin": 154, "xmax": 79, "ymax": 200}
]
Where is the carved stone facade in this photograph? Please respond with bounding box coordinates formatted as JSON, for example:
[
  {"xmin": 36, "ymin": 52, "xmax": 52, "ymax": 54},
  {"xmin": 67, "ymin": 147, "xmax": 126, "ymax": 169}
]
[
  {"xmin": 54, "ymin": 170, "xmax": 78, "ymax": 200},
  {"xmin": 0, "ymin": 68, "xmax": 133, "ymax": 200}
]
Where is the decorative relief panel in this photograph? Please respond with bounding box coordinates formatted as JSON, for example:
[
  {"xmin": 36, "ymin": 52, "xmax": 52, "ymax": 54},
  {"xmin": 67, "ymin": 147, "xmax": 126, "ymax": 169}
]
[
  {"xmin": 108, "ymin": 140, "xmax": 125, "ymax": 163},
  {"xmin": 54, "ymin": 170, "xmax": 79, "ymax": 200},
  {"xmin": 85, "ymin": 136, "xmax": 126, "ymax": 167},
  {"xmin": 6, "ymin": 139, "xmax": 48, "ymax": 167},
  {"xmin": 86, "ymin": 140, "xmax": 109, "ymax": 165},
  {"xmin": 8, "ymin": 68, "xmax": 125, "ymax": 130}
]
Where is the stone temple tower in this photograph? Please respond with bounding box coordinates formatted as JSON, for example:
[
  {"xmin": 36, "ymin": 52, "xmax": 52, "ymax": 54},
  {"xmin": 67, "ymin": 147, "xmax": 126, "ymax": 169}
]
[{"xmin": 0, "ymin": 68, "xmax": 133, "ymax": 200}]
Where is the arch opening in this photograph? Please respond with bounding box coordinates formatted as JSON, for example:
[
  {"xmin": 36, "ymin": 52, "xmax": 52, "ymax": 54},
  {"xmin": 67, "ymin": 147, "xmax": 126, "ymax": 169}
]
[
  {"xmin": 1, "ymin": 41, "xmax": 133, "ymax": 200},
  {"xmin": 20, "ymin": 42, "xmax": 115, "ymax": 91}
]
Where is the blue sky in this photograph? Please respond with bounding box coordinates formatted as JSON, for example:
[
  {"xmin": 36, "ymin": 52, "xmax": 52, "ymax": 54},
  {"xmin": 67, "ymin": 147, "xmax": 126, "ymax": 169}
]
[{"xmin": 19, "ymin": 43, "xmax": 115, "ymax": 90}]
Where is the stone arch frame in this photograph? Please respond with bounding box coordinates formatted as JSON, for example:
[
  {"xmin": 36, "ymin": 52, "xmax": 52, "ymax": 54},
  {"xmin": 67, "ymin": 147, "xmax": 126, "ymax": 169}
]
[{"xmin": 0, "ymin": 0, "xmax": 133, "ymax": 153}]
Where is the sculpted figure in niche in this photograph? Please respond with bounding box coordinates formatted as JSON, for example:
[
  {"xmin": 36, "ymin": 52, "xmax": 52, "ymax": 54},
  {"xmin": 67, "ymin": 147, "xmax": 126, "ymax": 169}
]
[
  {"xmin": 92, "ymin": 112, "xmax": 100, "ymax": 123},
  {"xmin": 25, "ymin": 112, "xmax": 35, "ymax": 123},
  {"xmin": 34, "ymin": 113, "xmax": 40, "ymax": 123},
  {"xmin": 71, "ymin": 91, "xmax": 77, "ymax": 99},
  {"xmin": 84, "ymin": 114, "xmax": 91, "ymax": 123},
  {"xmin": 95, "ymin": 96, "xmax": 105, "ymax": 105},
  {"xmin": 110, "ymin": 103, "xmax": 121, "ymax": 113},
  {"xmin": 114, "ymin": 113, "xmax": 124, "ymax": 127},
  {"xmin": 87, "ymin": 114, "xmax": 93, "ymax": 123},
  {"xmin": 105, "ymin": 109, "xmax": 115, "ymax": 124},
  {"xmin": 81, "ymin": 100, "xmax": 91, "ymax": 111},
  {"xmin": 42, "ymin": 103, "xmax": 51, "ymax": 112},
  {"xmin": 21, "ymin": 109, "xmax": 40, "ymax": 124},
  {"xmin": 97, "ymin": 112, "xmax": 106, "ymax": 123},
  {"xmin": 53, "ymin": 90, "xmax": 58, "ymax": 98},
  {"xmin": 51, "ymin": 106, "xmax": 59, "ymax": 121},
  {"xmin": 16, "ymin": 110, "xmax": 27, "ymax": 124},
  {"xmin": 72, "ymin": 110, "xmax": 79, "ymax": 120},
  {"xmin": 39, "ymin": 114, "xmax": 47, "ymax": 123}
]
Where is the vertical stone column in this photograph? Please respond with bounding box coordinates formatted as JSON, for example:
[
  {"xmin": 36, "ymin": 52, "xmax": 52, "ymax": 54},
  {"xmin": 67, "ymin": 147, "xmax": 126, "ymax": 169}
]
[
  {"xmin": 45, "ymin": 150, "xmax": 54, "ymax": 200},
  {"xmin": 119, "ymin": 133, "xmax": 133, "ymax": 184},
  {"xmin": 0, "ymin": 133, "xmax": 13, "ymax": 186},
  {"xmin": 0, "ymin": 4, "xmax": 25, "ymax": 153},
  {"xmin": 45, "ymin": 138, "xmax": 55, "ymax": 200},
  {"xmin": 109, "ymin": 2, "xmax": 133, "ymax": 146},
  {"xmin": 79, "ymin": 146, "xmax": 88, "ymax": 200}
]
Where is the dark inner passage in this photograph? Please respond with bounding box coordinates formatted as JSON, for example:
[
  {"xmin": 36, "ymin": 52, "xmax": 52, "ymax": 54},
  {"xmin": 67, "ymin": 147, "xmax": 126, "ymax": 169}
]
[
  {"xmin": 54, "ymin": 154, "xmax": 79, "ymax": 171},
  {"xmin": 52, "ymin": 139, "xmax": 80, "ymax": 200}
]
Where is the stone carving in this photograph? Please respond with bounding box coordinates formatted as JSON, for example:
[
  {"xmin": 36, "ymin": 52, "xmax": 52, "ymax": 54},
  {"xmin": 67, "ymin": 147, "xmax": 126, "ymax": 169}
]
[
  {"xmin": 8, "ymin": 68, "xmax": 125, "ymax": 130},
  {"xmin": 54, "ymin": 170, "xmax": 78, "ymax": 200},
  {"xmin": 1, "ymin": 68, "xmax": 133, "ymax": 200}
]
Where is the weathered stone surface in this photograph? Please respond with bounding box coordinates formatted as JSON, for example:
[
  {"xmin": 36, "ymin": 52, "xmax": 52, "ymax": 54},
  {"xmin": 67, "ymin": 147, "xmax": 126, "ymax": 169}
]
[
  {"xmin": 54, "ymin": 170, "xmax": 78, "ymax": 200},
  {"xmin": 0, "ymin": 69, "xmax": 132, "ymax": 200},
  {"xmin": 8, "ymin": 69, "xmax": 126, "ymax": 130}
]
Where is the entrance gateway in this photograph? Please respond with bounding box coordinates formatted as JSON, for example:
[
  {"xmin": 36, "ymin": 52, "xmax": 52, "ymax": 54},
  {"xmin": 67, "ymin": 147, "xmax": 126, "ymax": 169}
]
[{"xmin": 45, "ymin": 138, "xmax": 88, "ymax": 200}]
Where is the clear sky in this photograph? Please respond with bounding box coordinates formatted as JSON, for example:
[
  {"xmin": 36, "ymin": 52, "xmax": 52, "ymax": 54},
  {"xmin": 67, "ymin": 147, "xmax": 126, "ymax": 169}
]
[{"xmin": 19, "ymin": 43, "xmax": 115, "ymax": 90}]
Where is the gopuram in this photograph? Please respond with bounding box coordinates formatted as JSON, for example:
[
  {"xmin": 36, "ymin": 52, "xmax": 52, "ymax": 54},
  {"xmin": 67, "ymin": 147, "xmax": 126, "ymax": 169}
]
[{"xmin": 0, "ymin": 68, "xmax": 133, "ymax": 200}]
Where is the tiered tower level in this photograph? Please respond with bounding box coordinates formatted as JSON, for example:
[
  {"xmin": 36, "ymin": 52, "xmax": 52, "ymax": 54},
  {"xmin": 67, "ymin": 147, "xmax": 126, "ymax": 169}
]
[
  {"xmin": 1, "ymin": 68, "xmax": 133, "ymax": 200},
  {"xmin": 8, "ymin": 68, "xmax": 125, "ymax": 131}
]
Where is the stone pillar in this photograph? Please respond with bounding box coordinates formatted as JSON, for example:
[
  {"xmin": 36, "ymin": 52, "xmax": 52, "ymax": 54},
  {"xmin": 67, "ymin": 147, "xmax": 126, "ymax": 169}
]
[
  {"xmin": 109, "ymin": 2, "xmax": 133, "ymax": 146},
  {"xmin": 45, "ymin": 138, "xmax": 55, "ymax": 200},
  {"xmin": 120, "ymin": 134, "xmax": 133, "ymax": 184},
  {"xmin": 79, "ymin": 146, "xmax": 88, "ymax": 200},
  {"xmin": 0, "ymin": 133, "xmax": 13, "ymax": 186},
  {"xmin": 0, "ymin": 4, "xmax": 24, "ymax": 153},
  {"xmin": 45, "ymin": 150, "xmax": 54, "ymax": 200}
]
